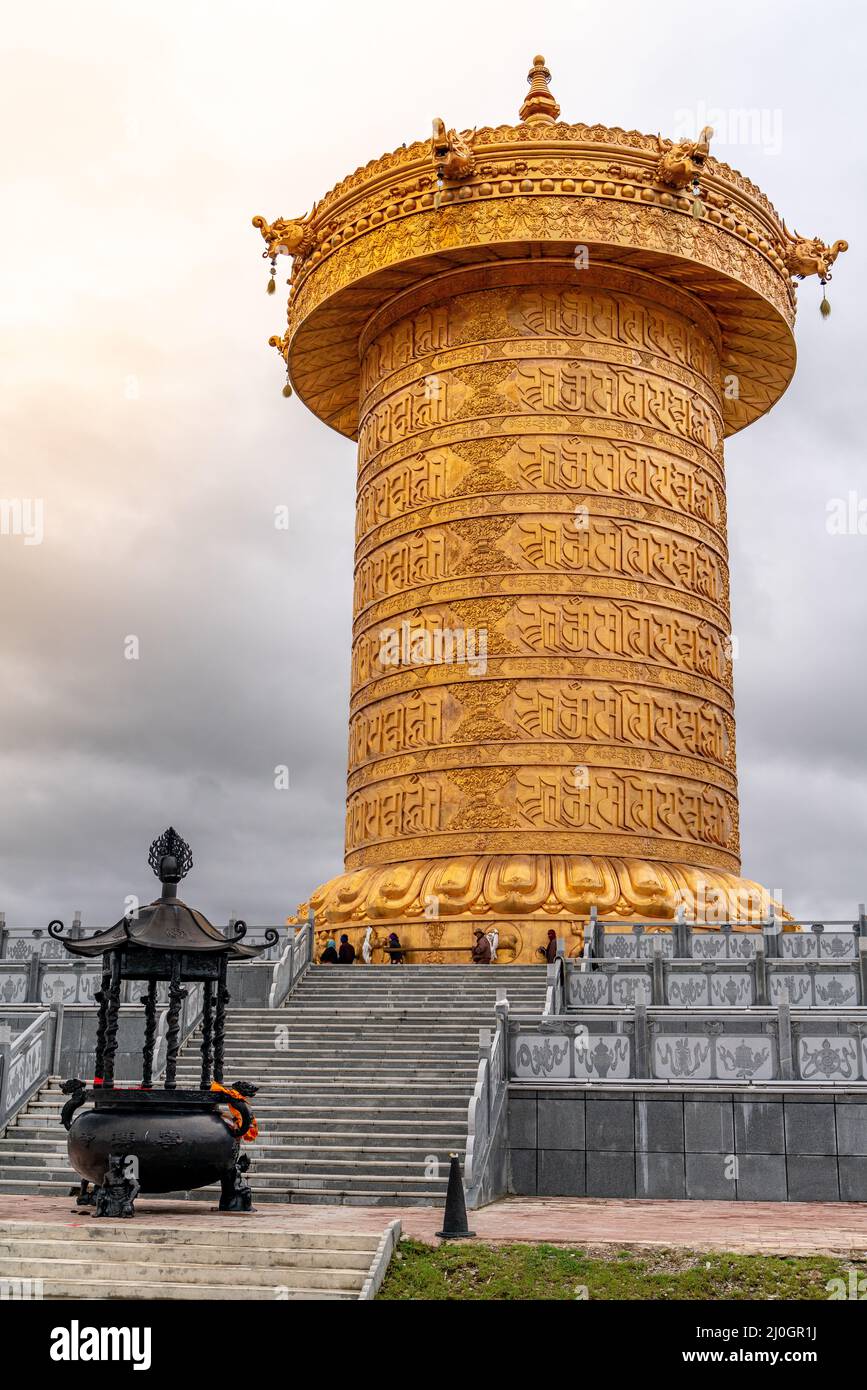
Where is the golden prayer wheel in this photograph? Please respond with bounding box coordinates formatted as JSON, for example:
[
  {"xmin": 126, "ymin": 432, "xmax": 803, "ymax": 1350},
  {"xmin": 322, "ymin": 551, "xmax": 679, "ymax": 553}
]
[{"xmin": 253, "ymin": 57, "xmax": 846, "ymax": 960}]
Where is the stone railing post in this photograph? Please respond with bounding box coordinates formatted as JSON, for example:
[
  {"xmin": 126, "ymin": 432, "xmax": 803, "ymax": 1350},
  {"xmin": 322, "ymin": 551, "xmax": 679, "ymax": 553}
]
[
  {"xmin": 673, "ymin": 904, "xmax": 688, "ymax": 959},
  {"xmin": 754, "ymin": 933, "xmax": 769, "ymax": 1006},
  {"xmin": 50, "ymin": 1002, "xmax": 65, "ymax": 1074},
  {"xmin": 0, "ymin": 1037, "xmax": 9, "ymax": 1126},
  {"xmin": 858, "ymin": 937, "xmax": 867, "ymax": 1007},
  {"xmin": 651, "ymin": 934, "xmax": 665, "ymax": 1005},
  {"xmin": 632, "ymin": 983, "xmax": 649, "ymax": 1079},
  {"xmin": 589, "ymin": 905, "xmax": 601, "ymax": 959},
  {"xmin": 26, "ymin": 954, "xmax": 41, "ymax": 1003},
  {"xmin": 479, "ymin": 1026, "xmax": 492, "ymax": 1127},
  {"xmin": 765, "ymin": 903, "xmax": 781, "ymax": 958},
  {"xmin": 777, "ymin": 992, "xmax": 794, "ymax": 1080}
]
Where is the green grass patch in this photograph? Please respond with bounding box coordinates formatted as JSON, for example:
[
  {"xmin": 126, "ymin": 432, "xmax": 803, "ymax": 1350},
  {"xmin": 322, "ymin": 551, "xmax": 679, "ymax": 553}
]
[{"xmin": 377, "ymin": 1239, "xmax": 853, "ymax": 1301}]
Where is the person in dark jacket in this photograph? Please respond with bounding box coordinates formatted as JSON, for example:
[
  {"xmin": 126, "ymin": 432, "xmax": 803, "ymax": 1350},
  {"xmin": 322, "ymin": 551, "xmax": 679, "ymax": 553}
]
[
  {"xmin": 471, "ymin": 928, "xmax": 492, "ymax": 964},
  {"xmin": 337, "ymin": 933, "xmax": 356, "ymax": 964},
  {"xmin": 320, "ymin": 938, "xmax": 339, "ymax": 964},
  {"xmin": 386, "ymin": 930, "xmax": 405, "ymax": 964},
  {"xmin": 537, "ymin": 929, "xmax": 557, "ymax": 964}
]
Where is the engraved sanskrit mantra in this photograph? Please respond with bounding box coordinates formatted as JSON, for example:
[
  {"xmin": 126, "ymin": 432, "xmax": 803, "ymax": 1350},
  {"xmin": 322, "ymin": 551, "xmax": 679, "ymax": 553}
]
[
  {"xmin": 349, "ymin": 276, "xmax": 738, "ymax": 872},
  {"xmin": 510, "ymin": 599, "xmax": 727, "ymax": 681},
  {"xmin": 344, "ymin": 768, "xmax": 736, "ymax": 854},
  {"xmin": 353, "ymin": 517, "xmax": 726, "ymax": 609},
  {"xmin": 350, "ymin": 597, "xmax": 729, "ymax": 689},
  {"xmin": 361, "ymin": 287, "xmax": 720, "ymax": 387},
  {"xmin": 356, "ymin": 437, "xmax": 722, "ymax": 531},
  {"xmin": 348, "ymin": 683, "xmax": 731, "ymax": 769},
  {"xmin": 358, "ymin": 360, "xmax": 720, "ymax": 466},
  {"xmin": 512, "ymin": 685, "xmax": 730, "ymax": 765},
  {"xmin": 514, "ymin": 770, "xmax": 734, "ymax": 849},
  {"xmin": 508, "ymin": 288, "xmax": 719, "ymax": 383},
  {"xmin": 512, "ymin": 363, "xmax": 719, "ymax": 451}
]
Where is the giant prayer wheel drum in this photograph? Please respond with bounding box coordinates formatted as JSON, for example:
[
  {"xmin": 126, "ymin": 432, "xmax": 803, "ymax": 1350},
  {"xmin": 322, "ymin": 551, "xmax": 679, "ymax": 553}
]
[{"xmin": 256, "ymin": 58, "xmax": 846, "ymax": 960}]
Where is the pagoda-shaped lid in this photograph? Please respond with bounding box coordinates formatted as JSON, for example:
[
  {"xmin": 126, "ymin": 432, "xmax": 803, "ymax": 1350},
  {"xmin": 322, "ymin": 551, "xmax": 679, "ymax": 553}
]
[{"xmin": 49, "ymin": 828, "xmax": 277, "ymax": 958}]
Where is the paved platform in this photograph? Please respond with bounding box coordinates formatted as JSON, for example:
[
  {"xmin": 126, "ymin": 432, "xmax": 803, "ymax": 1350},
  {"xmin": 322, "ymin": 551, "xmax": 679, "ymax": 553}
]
[{"xmin": 1, "ymin": 1195, "xmax": 865, "ymax": 1257}]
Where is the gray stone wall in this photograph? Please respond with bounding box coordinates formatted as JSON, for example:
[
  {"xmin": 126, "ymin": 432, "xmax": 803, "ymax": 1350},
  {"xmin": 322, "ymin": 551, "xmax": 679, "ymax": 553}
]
[{"xmin": 508, "ymin": 1087, "xmax": 867, "ymax": 1202}]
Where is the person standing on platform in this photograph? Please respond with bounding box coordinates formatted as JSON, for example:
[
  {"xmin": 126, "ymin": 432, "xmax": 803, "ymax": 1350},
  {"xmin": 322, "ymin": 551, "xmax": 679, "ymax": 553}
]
[
  {"xmin": 320, "ymin": 938, "xmax": 339, "ymax": 963},
  {"xmin": 337, "ymin": 933, "xmax": 356, "ymax": 964},
  {"xmin": 387, "ymin": 930, "xmax": 405, "ymax": 964},
  {"xmin": 538, "ymin": 929, "xmax": 557, "ymax": 964},
  {"xmin": 471, "ymin": 928, "xmax": 492, "ymax": 964}
]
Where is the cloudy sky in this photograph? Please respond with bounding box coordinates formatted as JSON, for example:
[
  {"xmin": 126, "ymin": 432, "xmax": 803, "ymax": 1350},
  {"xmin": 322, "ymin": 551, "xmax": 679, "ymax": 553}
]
[{"xmin": 1, "ymin": 0, "xmax": 864, "ymax": 930}]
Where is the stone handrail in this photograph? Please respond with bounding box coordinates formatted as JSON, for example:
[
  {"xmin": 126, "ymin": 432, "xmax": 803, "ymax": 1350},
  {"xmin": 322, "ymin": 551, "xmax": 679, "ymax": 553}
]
[
  {"xmin": 268, "ymin": 914, "xmax": 314, "ymax": 1009},
  {"xmin": 0, "ymin": 1008, "xmax": 59, "ymax": 1130},
  {"xmin": 543, "ymin": 951, "xmax": 566, "ymax": 1015},
  {"xmin": 465, "ymin": 996, "xmax": 509, "ymax": 1198}
]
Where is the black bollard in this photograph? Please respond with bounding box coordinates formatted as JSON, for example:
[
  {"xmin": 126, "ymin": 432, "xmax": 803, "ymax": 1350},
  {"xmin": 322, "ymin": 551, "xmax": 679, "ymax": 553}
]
[{"xmin": 436, "ymin": 1152, "xmax": 476, "ymax": 1239}]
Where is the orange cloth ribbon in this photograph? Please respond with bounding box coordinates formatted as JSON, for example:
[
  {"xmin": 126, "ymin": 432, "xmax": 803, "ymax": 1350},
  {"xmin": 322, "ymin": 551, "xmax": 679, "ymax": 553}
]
[{"xmin": 210, "ymin": 1081, "xmax": 258, "ymax": 1141}]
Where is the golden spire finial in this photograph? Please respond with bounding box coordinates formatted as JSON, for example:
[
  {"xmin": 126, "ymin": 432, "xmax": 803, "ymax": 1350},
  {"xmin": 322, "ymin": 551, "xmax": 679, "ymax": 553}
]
[{"xmin": 519, "ymin": 54, "xmax": 561, "ymax": 126}]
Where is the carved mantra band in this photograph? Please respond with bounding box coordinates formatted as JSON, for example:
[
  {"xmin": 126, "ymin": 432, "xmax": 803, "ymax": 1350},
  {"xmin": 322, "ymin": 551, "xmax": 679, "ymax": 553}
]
[{"xmin": 344, "ymin": 273, "xmax": 739, "ymax": 876}]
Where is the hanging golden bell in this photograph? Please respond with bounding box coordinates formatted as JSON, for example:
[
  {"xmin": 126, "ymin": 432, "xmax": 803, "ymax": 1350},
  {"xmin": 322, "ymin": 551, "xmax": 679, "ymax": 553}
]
[{"xmin": 282, "ymin": 383, "xmax": 293, "ymax": 398}]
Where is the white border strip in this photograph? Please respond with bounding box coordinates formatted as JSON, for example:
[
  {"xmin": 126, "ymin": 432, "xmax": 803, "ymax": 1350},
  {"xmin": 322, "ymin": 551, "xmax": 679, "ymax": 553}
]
[{"xmin": 358, "ymin": 1218, "xmax": 402, "ymax": 1301}]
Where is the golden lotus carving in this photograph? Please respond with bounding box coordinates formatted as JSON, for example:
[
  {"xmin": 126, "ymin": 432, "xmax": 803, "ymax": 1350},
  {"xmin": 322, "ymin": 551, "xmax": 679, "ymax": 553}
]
[{"xmin": 252, "ymin": 57, "xmax": 845, "ymax": 959}]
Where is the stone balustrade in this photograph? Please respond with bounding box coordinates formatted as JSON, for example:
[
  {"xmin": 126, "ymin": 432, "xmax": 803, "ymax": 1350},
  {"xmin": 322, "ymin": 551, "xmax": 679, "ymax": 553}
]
[{"xmin": 509, "ymin": 1007, "xmax": 867, "ymax": 1084}]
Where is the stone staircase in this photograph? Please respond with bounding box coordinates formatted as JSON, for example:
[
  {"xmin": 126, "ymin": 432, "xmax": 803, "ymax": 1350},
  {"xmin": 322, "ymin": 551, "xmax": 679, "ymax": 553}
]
[
  {"xmin": 0, "ymin": 965, "xmax": 545, "ymax": 1204},
  {"xmin": 0, "ymin": 1219, "xmax": 396, "ymax": 1299}
]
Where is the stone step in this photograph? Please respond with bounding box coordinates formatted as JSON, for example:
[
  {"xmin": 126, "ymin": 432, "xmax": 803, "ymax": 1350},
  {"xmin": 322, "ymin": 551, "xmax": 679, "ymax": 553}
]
[
  {"xmin": 300, "ymin": 967, "xmax": 542, "ymax": 974},
  {"xmin": 0, "ymin": 1221, "xmax": 380, "ymax": 1251},
  {"xmin": 0, "ymin": 1145, "xmax": 460, "ymax": 1168},
  {"xmin": 12, "ymin": 1104, "xmax": 469, "ymax": 1123},
  {"xmin": 211, "ymin": 1037, "xmax": 485, "ymax": 1048},
  {"xmin": 0, "ymin": 1254, "xmax": 366, "ymax": 1291},
  {"xmin": 3, "ymin": 1125, "xmax": 466, "ymax": 1145},
  {"xmin": 3, "ymin": 1173, "xmax": 448, "ymax": 1201},
  {"xmin": 0, "ymin": 1177, "xmax": 442, "ymax": 1206},
  {"xmin": 0, "ymin": 1237, "xmax": 374, "ymax": 1270},
  {"xmin": 286, "ymin": 986, "xmax": 542, "ymax": 994},
  {"xmin": 0, "ymin": 962, "xmax": 532, "ymax": 1204},
  {"xmin": 179, "ymin": 1081, "xmax": 475, "ymax": 1093},
  {"xmin": 20, "ymin": 1276, "xmax": 354, "ymax": 1300},
  {"xmin": 216, "ymin": 1036, "xmax": 483, "ymax": 1045},
  {"xmin": 196, "ymin": 1051, "xmax": 482, "ymax": 1061},
  {"xmin": 175, "ymin": 1057, "xmax": 481, "ymax": 1069}
]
